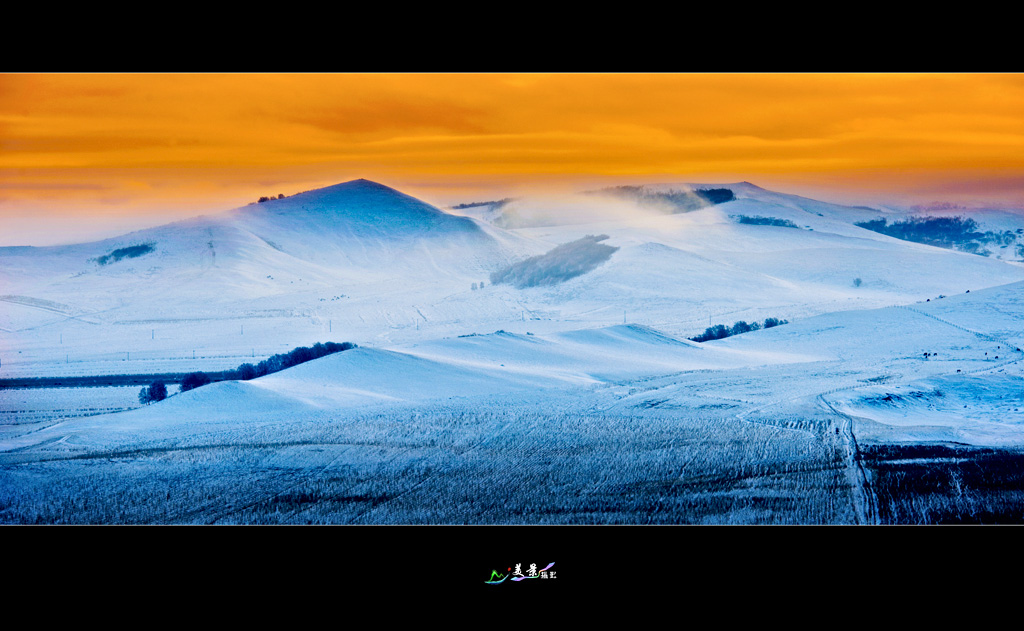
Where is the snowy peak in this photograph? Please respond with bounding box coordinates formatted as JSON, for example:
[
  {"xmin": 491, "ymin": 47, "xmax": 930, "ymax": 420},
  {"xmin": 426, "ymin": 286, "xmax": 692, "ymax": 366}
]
[
  {"xmin": 290, "ymin": 178, "xmax": 428, "ymax": 208},
  {"xmin": 337, "ymin": 177, "xmax": 393, "ymax": 189},
  {"xmin": 234, "ymin": 178, "xmax": 484, "ymax": 238}
]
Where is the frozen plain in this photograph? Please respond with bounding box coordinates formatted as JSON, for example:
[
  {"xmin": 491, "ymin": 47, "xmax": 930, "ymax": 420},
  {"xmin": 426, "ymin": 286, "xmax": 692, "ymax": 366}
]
[{"xmin": 2, "ymin": 179, "xmax": 1024, "ymax": 524}]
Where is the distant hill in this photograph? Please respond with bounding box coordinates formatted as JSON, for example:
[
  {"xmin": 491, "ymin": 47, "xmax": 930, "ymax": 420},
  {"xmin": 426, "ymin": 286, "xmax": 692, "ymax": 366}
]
[{"xmin": 0, "ymin": 179, "xmax": 515, "ymax": 311}]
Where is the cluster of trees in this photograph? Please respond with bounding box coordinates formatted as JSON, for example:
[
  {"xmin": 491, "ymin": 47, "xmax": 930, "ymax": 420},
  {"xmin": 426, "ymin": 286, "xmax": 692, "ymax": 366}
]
[
  {"xmin": 690, "ymin": 317, "xmax": 789, "ymax": 343},
  {"xmin": 181, "ymin": 371, "xmax": 211, "ymax": 391},
  {"xmin": 233, "ymin": 341, "xmax": 357, "ymax": 380},
  {"xmin": 734, "ymin": 215, "xmax": 799, "ymax": 228},
  {"xmin": 693, "ymin": 188, "xmax": 736, "ymax": 205},
  {"xmin": 96, "ymin": 244, "xmax": 155, "ymax": 266},
  {"xmin": 256, "ymin": 194, "xmax": 286, "ymax": 203},
  {"xmin": 856, "ymin": 216, "xmax": 980, "ymax": 245},
  {"xmin": 451, "ymin": 198, "xmax": 515, "ymax": 210},
  {"xmin": 137, "ymin": 341, "xmax": 357, "ymax": 404},
  {"xmin": 138, "ymin": 380, "xmax": 167, "ymax": 404},
  {"xmin": 855, "ymin": 216, "xmax": 1019, "ymax": 256}
]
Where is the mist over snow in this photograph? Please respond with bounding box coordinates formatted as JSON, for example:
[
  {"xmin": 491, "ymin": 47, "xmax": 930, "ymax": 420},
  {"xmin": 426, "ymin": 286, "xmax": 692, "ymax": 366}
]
[{"xmin": 465, "ymin": 191, "xmax": 678, "ymax": 228}]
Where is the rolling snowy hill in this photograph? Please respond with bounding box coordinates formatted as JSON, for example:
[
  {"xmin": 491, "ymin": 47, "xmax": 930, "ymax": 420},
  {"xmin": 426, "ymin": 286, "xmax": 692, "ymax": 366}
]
[
  {"xmin": 4, "ymin": 279, "xmax": 1023, "ymax": 524},
  {"xmin": 1, "ymin": 179, "xmax": 514, "ymax": 308},
  {"xmin": 4, "ymin": 178, "xmax": 1024, "ymax": 524},
  {"xmin": 3, "ymin": 178, "xmax": 1023, "ymax": 380}
]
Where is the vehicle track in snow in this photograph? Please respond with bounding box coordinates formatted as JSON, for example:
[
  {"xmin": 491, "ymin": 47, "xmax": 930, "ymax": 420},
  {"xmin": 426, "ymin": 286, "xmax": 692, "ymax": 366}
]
[
  {"xmin": 817, "ymin": 396, "xmax": 879, "ymax": 524},
  {"xmin": 0, "ymin": 296, "xmax": 103, "ymax": 329},
  {"xmin": 804, "ymin": 303, "xmax": 1024, "ymax": 524}
]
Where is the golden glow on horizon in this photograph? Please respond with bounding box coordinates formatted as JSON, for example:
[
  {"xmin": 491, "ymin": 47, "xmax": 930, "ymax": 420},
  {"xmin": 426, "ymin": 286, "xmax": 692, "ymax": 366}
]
[{"xmin": 2, "ymin": 73, "xmax": 1024, "ymax": 227}]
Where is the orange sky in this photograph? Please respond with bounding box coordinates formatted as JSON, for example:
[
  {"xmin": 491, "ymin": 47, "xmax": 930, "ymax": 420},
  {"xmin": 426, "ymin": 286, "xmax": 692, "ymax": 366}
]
[{"xmin": 3, "ymin": 73, "xmax": 1024, "ymax": 245}]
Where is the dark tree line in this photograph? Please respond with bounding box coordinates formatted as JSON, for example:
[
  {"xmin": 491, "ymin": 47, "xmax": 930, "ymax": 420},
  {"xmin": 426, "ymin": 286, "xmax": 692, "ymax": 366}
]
[
  {"xmin": 690, "ymin": 317, "xmax": 788, "ymax": 343},
  {"xmin": 694, "ymin": 188, "xmax": 736, "ymax": 205},
  {"xmin": 180, "ymin": 372, "xmax": 211, "ymax": 391},
  {"xmin": 451, "ymin": 198, "xmax": 516, "ymax": 210},
  {"xmin": 242, "ymin": 341, "xmax": 357, "ymax": 379},
  {"xmin": 137, "ymin": 341, "xmax": 357, "ymax": 402},
  {"xmin": 855, "ymin": 216, "xmax": 1019, "ymax": 256},
  {"xmin": 96, "ymin": 244, "xmax": 155, "ymax": 266},
  {"xmin": 735, "ymin": 215, "xmax": 799, "ymax": 228}
]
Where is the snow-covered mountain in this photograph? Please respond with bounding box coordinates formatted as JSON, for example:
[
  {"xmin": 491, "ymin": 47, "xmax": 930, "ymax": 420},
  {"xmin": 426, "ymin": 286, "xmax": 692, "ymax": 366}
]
[
  {"xmin": 5, "ymin": 178, "xmax": 1024, "ymax": 524},
  {"xmin": 1, "ymin": 179, "xmax": 520, "ymax": 310},
  {"xmin": 3, "ymin": 178, "xmax": 1024, "ymax": 379}
]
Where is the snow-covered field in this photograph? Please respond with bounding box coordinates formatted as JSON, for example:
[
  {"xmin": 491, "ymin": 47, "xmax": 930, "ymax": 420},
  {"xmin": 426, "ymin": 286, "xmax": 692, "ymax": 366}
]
[{"xmin": 3, "ymin": 179, "xmax": 1024, "ymax": 524}]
